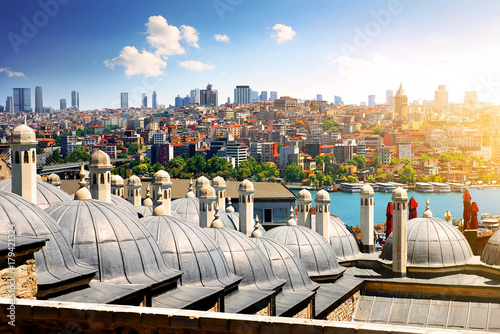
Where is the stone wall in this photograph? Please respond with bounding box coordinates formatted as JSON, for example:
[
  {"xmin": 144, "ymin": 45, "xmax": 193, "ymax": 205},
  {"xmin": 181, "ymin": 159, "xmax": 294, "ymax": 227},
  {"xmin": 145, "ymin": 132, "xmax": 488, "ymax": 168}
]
[
  {"xmin": 326, "ymin": 291, "xmax": 359, "ymax": 322},
  {"xmin": 0, "ymin": 259, "xmax": 37, "ymax": 300}
]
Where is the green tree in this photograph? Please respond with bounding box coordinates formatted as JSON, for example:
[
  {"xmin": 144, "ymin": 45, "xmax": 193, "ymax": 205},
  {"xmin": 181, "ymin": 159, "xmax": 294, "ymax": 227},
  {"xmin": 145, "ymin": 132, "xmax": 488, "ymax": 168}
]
[
  {"xmin": 132, "ymin": 163, "xmax": 149, "ymax": 175},
  {"xmin": 373, "ymin": 156, "xmax": 382, "ymax": 168},
  {"xmin": 366, "ymin": 175, "xmax": 376, "ymax": 183},
  {"xmin": 48, "ymin": 149, "xmax": 62, "ymax": 164},
  {"xmin": 419, "ymin": 154, "xmax": 431, "ymax": 161},
  {"xmin": 389, "ymin": 157, "xmax": 400, "ymax": 166},
  {"xmin": 322, "ymin": 119, "xmax": 339, "ymax": 131},
  {"xmin": 284, "ymin": 163, "xmax": 305, "ymax": 182},
  {"xmin": 400, "ymin": 157, "xmax": 411, "ymax": 165},
  {"xmin": 398, "ymin": 165, "xmax": 416, "ymax": 184},
  {"xmin": 207, "ymin": 156, "xmax": 233, "ymax": 175},
  {"xmin": 186, "ymin": 155, "xmax": 207, "ymax": 176},
  {"xmin": 323, "ymin": 175, "xmax": 333, "ymax": 186},
  {"xmin": 353, "ymin": 154, "xmax": 366, "ymax": 169},
  {"xmin": 347, "ymin": 175, "xmax": 358, "ymax": 183},
  {"xmin": 64, "ymin": 146, "xmax": 90, "ymax": 163},
  {"xmin": 127, "ymin": 143, "xmax": 139, "ymax": 155}
]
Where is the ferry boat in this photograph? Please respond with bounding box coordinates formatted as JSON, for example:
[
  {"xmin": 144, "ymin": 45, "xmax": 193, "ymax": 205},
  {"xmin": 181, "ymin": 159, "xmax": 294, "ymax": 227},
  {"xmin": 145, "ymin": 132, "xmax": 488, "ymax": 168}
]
[
  {"xmin": 448, "ymin": 183, "xmax": 466, "ymax": 192},
  {"xmin": 375, "ymin": 182, "xmax": 397, "ymax": 193},
  {"xmin": 414, "ymin": 182, "xmax": 434, "ymax": 193},
  {"xmin": 387, "ymin": 182, "xmax": 408, "ymax": 189},
  {"xmin": 338, "ymin": 183, "xmax": 363, "ymax": 193},
  {"xmin": 428, "ymin": 182, "xmax": 451, "ymax": 193},
  {"xmin": 322, "ymin": 185, "xmax": 338, "ymax": 192}
]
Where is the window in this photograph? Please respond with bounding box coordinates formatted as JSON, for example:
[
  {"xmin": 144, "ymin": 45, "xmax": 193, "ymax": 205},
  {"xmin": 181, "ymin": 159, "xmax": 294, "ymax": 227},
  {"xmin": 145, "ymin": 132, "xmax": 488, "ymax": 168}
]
[
  {"xmin": 15, "ymin": 151, "xmax": 19, "ymax": 164},
  {"xmin": 264, "ymin": 209, "xmax": 272, "ymax": 223},
  {"xmin": 24, "ymin": 151, "xmax": 29, "ymax": 163}
]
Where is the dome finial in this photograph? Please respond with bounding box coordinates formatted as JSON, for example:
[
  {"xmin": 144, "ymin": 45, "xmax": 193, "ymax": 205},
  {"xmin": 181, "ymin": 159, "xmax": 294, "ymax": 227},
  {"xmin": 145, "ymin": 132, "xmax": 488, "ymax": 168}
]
[
  {"xmin": 287, "ymin": 206, "xmax": 297, "ymax": 226},
  {"xmin": 185, "ymin": 179, "xmax": 195, "ymax": 198},
  {"xmin": 74, "ymin": 173, "xmax": 91, "ymax": 200},
  {"xmin": 153, "ymin": 189, "xmax": 167, "ymax": 216},
  {"xmin": 422, "ymin": 198, "xmax": 433, "ymax": 218},
  {"xmin": 143, "ymin": 184, "xmax": 153, "ymax": 206},
  {"xmin": 226, "ymin": 196, "xmax": 235, "ymax": 213},
  {"xmin": 211, "ymin": 205, "xmax": 224, "ymax": 228},
  {"xmin": 251, "ymin": 215, "xmax": 263, "ymax": 238},
  {"xmin": 444, "ymin": 210, "xmax": 452, "ymax": 223}
]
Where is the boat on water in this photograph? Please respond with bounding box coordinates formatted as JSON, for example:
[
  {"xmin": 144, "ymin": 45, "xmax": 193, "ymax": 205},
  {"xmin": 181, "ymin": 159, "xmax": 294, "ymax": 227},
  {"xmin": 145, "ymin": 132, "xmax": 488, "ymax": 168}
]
[
  {"xmin": 338, "ymin": 183, "xmax": 363, "ymax": 193},
  {"xmin": 322, "ymin": 185, "xmax": 338, "ymax": 192},
  {"xmin": 428, "ymin": 182, "xmax": 451, "ymax": 193},
  {"xmin": 479, "ymin": 213, "xmax": 500, "ymax": 231},
  {"xmin": 375, "ymin": 182, "xmax": 397, "ymax": 193},
  {"xmin": 414, "ymin": 182, "xmax": 434, "ymax": 193},
  {"xmin": 449, "ymin": 183, "xmax": 466, "ymax": 192}
]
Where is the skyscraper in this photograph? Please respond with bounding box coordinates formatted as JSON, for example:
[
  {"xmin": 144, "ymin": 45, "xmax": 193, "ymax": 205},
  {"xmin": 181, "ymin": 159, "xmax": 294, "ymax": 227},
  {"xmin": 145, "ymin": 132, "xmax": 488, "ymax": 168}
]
[
  {"xmin": 190, "ymin": 88, "xmax": 200, "ymax": 104},
  {"xmin": 175, "ymin": 95, "xmax": 182, "ymax": 108},
  {"xmin": 142, "ymin": 93, "xmax": 147, "ymax": 108},
  {"xmin": 13, "ymin": 88, "xmax": 31, "ymax": 112},
  {"xmin": 152, "ymin": 91, "xmax": 157, "ymax": 109},
  {"xmin": 435, "ymin": 85, "xmax": 448, "ymax": 110},
  {"xmin": 368, "ymin": 95, "xmax": 376, "ymax": 107},
  {"xmin": 316, "ymin": 94, "xmax": 323, "ymax": 101},
  {"xmin": 183, "ymin": 95, "xmax": 191, "ymax": 106},
  {"xmin": 334, "ymin": 96, "xmax": 343, "ymax": 105},
  {"xmin": 60, "ymin": 99, "xmax": 67, "ymax": 110},
  {"xmin": 71, "ymin": 90, "xmax": 79, "ymax": 109},
  {"xmin": 269, "ymin": 91, "xmax": 278, "ymax": 102},
  {"xmin": 260, "ymin": 91, "xmax": 268, "ymax": 102},
  {"xmin": 200, "ymin": 84, "xmax": 218, "ymax": 106},
  {"xmin": 35, "ymin": 86, "xmax": 43, "ymax": 113},
  {"xmin": 121, "ymin": 92, "xmax": 128, "ymax": 109},
  {"xmin": 234, "ymin": 85, "xmax": 251, "ymax": 104},
  {"xmin": 464, "ymin": 91, "xmax": 478, "ymax": 108},
  {"xmin": 6, "ymin": 96, "xmax": 14, "ymax": 113},
  {"xmin": 395, "ymin": 82, "xmax": 408, "ymax": 120},
  {"xmin": 386, "ymin": 90, "xmax": 394, "ymax": 105},
  {"xmin": 251, "ymin": 90, "xmax": 259, "ymax": 102}
]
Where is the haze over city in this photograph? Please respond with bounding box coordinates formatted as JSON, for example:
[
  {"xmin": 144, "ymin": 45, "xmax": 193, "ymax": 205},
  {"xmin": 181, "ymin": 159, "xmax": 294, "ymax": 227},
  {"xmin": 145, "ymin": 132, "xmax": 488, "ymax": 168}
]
[{"xmin": 2, "ymin": 0, "xmax": 500, "ymax": 109}]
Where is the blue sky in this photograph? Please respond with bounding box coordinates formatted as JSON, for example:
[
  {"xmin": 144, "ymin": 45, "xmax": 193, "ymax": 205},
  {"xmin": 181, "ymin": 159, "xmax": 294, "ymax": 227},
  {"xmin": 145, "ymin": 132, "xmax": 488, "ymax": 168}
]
[{"xmin": 1, "ymin": 0, "xmax": 500, "ymax": 110}]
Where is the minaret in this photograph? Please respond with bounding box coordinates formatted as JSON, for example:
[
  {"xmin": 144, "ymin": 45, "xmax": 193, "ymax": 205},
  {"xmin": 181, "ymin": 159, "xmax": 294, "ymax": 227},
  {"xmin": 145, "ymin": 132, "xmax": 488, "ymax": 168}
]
[
  {"xmin": 88, "ymin": 150, "xmax": 112, "ymax": 203},
  {"xmin": 11, "ymin": 119, "xmax": 38, "ymax": 204},
  {"xmin": 212, "ymin": 176, "xmax": 227, "ymax": 211},
  {"xmin": 238, "ymin": 179, "xmax": 255, "ymax": 236},
  {"xmin": 315, "ymin": 189, "xmax": 330, "ymax": 239},
  {"xmin": 360, "ymin": 184, "xmax": 375, "ymax": 253},
  {"xmin": 297, "ymin": 189, "xmax": 312, "ymax": 228},
  {"xmin": 392, "ymin": 187, "xmax": 408, "ymax": 277},
  {"xmin": 199, "ymin": 184, "xmax": 217, "ymax": 228},
  {"xmin": 195, "ymin": 176, "xmax": 210, "ymax": 197},
  {"xmin": 127, "ymin": 175, "xmax": 142, "ymax": 207},
  {"xmin": 151, "ymin": 170, "xmax": 172, "ymax": 215}
]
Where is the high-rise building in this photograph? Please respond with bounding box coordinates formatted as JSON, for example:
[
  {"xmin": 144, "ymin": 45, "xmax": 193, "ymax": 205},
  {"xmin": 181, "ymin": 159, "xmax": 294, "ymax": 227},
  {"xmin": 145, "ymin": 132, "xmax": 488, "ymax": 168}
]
[
  {"xmin": 175, "ymin": 95, "xmax": 182, "ymax": 108},
  {"xmin": 334, "ymin": 96, "xmax": 343, "ymax": 105},
  {"xmin": 270, "ymin": 91, "xmax": 278, "ymax": 102},
  {"xmin": 190, "ymin": 88, "xmax": 200, "ymax": 104},
  {"xmin": 234, "ymin": 85, "xmax": 251, "ymax": 104},
  {"xmin": 464, "ymin": 91, "xmax": 478, "ymax": 108},
  {"xmin": 395, "ymin": 82, "xmax": 408, "ymax": 120},
  {"xmin": 251, "ymin": 90, "xmax": 259, "ymax": 102},
  {"xmin": 152, "ymin": 91, "xmax": 157, "ymax": 109},
  {"xmin": 368, "ymin": 95, "xmax": 376, "ymax": 107},
  {"xmin": 71, "ymin": 90, "xmax": 79, "ymax": 109},
  {"xmin": 183, "ymin": 95, "xmax": 191, "ymax": 106},
  {"xmin": 316, "ymin": 94, "xmax": 323, "ymax": 101},
  {"xmin": 200, "ymin": 84, "xmax": 218, "ymax": 106},
  {"xmin": 386, "ymin": 90, "xmax": 394, "ymax": 105},
  {"xmin": 260, "ymin": 91, "xmax": 268, "ymax": 102},
  {"xmin": 35, "ymin": 86, "xmax": 43, "ymax": 113},
  {"xmin": 435, "ymin": 85, "xmax": 448, "ymax": 110},
  {"xmin": 13, "ymin": 88, "xmax": 31, "ymax": 112},
  {"xmin": 120, "ymin": 92, "xmax": 128, "ymax": 109},
  {"xmin": 142, "ymin": 93, "xmax": 147, "ymax": 108},
  {"xmin": 60, "ymin": 99, "xmax": 67, "ymax": 110},
  {"xmin": 6, "ymin": 96, "xmax": 14, "ymax": 113}
]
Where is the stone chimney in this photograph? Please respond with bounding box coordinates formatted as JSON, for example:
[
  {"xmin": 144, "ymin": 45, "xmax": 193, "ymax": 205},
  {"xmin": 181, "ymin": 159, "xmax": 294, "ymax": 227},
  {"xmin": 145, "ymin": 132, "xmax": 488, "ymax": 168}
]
[
  {"xmin": 11, "ymin": 120, "xmax": 38, "ymax": 204},
  {"xmin": 238, "ymin": 179, "xmax": 255, "ymax": 236},
  {"xmin": 212, "ymin": 176, "xmax": 227, "ymax": 211},
  {"xmin": 297, "ymin": 189, "xmax": 312, "ymax": 228},
  {"xmin": 199, "ymin": 184, "xmax": 217, "ymax": 228},
  {"xmin": 315, "ymin": 189, "xmax": 330, "ymax": 239},
  {"xmin": 360, "ymin": 184, "xmax": 375, "ymax": 253},
  {"xmin": 392, "ymin": 187, "xmax": 408, "ymax": 277},
  {"xmin": 151, "ymin": 170, "xmax": 172, "ymax": 215},
  {"xmin": 88, "ymin": 150, "xmax": 112, "ymax": 203},
  {"xmin": 127, "ymin": 175, "xmax": 142, "ymax": 207}
]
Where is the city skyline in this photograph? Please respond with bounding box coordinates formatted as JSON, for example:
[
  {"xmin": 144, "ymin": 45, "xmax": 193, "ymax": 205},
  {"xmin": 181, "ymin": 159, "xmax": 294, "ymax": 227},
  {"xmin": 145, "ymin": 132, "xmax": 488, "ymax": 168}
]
[{"xmin": 2, "ymin": 0, "xmax": 500, "ymax": 109}]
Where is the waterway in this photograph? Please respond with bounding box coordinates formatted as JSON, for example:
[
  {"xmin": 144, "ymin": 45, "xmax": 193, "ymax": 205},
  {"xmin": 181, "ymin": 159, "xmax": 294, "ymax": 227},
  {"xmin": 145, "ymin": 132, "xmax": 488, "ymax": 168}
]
[{"xmin": 290, "ymin": 187, "xmax": 500, "ymax": 227}]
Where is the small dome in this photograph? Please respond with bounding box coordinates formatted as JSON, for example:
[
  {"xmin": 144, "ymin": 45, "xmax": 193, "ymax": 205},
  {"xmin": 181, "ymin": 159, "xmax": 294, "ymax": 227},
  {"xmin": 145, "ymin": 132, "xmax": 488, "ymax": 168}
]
[
  {"xmin": 238, "ymin": 179, "xmax": 254, "ymax": 192},
  {"xmin": 0, "ymin": 190, "xmax": 95, "ymax": 293},
  {"xmin": 199, "ymin": 184, "xmax": 216, "ymax": 198},
  {"xmin": 212, "ymin": 176, "xmax": 226, "ymax": 188},
  {"xmin": 127, "ymin": 175, "xmax": 141, "ymax": 186},
  {"xmin": 153, "ymin": 170, "xmax": 171, "ymax": 184},
  {"xmin": 380, "ymin": 217, "xmax": 473, "ymax": 267},
  {"xmin": 252, "ymin": 237, "xmax": 319, "ymax": 293},
  {"xmin": 111, "ymin": 175, "xmax": 124, "ymax": 187},
  {"xmin": 89, "ymin": 150, "xmax": 111, "ymax": 167},
  {"xmin": 315, "ymin": 189, "xmax": 330, "ymax": 203},
  {"xmin": 12, "ymin": 123, "xmax": 36, "ymax": 143},
  {"xmin": 171, "ymin": 197, "xmax": 238, "ymax": 230},
  {"xmin": 195, "ymin": 175, "xmax": 210, "ymax": 188},
  {"xmin": 111, "ymin": 194, "xmax": 140, "ymax": 217},
  {"xmin": 0, "ymin": 179, "xmax": 72, "ymax": 210},
  {"xmin": 47, "ymin": 173, "xmax": 61, "ymax": 185},
  {"xmin": 481, "ymin": 230, "xmax": 500, "ymax": 266},
  {"xmin": 360, "ymin": 184, "xmax": 374, "ymax": 196},
  {"xmin": 205, "ymin": 227, "xmax": 285, "ymax": 291},
  {"xmin": 265, "ymin": 225, "xmax": 345, "ymax": 281},
  {"xmin": 297, "ymin": 189, "xmax": 312, "ymax": 202},
  {"xmin": 392, "ymin": 187, "xmax": 408, "ymax": 201},
  {"xmin": 46, "ymin": 199, "xmax": 180, "ymax": 284},
  {"xmin": 142, "ymin": 214, "xmax": 241, "ymax": 288}
]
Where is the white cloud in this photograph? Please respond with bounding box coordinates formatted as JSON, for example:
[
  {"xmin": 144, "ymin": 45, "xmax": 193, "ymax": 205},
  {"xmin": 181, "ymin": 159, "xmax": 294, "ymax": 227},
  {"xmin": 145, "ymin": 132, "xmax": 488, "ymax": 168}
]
[
  {"xmin": 104, "ymin": 46, "xmax": 167, "ymax": 77},
  {"xmin": 178, "ymin": 60, "xmax": 214, "ymax": 71},
  {"xmin": 180, "ymin": 25, "xmax": 199, "ymax": 48},
  {"xmin": 146, "ymin": 15, "xmax": 186, "ymax": 56},
  {"xmin": 214, "ymin": 34, "xmax": 229, "ymax": 42},
  {"xmin": 0, "ymin": 67, "xmax": 25, "ymax": 78},
  {"xmin": 271, "ymin": 24, "xmax": 296, "ymax": 44}
]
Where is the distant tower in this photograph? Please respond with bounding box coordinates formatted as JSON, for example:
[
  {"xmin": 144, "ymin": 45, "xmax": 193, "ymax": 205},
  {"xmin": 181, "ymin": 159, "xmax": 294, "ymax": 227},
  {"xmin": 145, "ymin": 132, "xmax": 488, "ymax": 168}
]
[
  {"xmin": 435, "ymin": 85, "xmax": 449, "ymax": 111},
  {"xmin": 297, "ymin": 189, "xmax": 312, "ymax": 228},
  {"xmin": 199, "ymin": 184, "xmax": 217, "ymax": 228},
  {"xmin": 368, "ymin": 95, "xmax": 375, "ymax": 107},
  {"xmin": 60, "ymin": 99, "xmax": 67, "ymax": 110},
  {"xmin": 386, "ymin": 89, "xmax": 394, "ymax": 105},
  {"xmin": 127, "ymin": 175, "xmax": 142, "ymax": 207},
  {"xmin": 212, "ymin": 176, "xmax": 227, "ymax": 211},
  {"xmin": 238, "ymin": 179, "xmax": 255, "ymax": 236},
  {"xmin": 360, "ymin": 184, "xmax": 375, "ymax": 253},
  {"xmin": 152, "ymin": 91, "xmax": 157, "ymax": 108},
  {"xmin": 392, "ymin": 187, "xmax": 408, "ymax": 277},
  {"xmin": 71, "ymin": 90, "xmax": 79, "ymax": 109},
  {"xmin": 142, "ymin": 93, "xmax": 147, "ymax": 108},
  {"xmin": 89, "ymin": 150, "xmax": 112, "ymax": 203},
  {"xmin": 121, "ymin": 92, "xmax": 128, "ymax": 109},
  {"xmin": 315, "ymin": 190, "xmax": 330, "ymax": 239},
  {"xmin": 394, "ymin": 82, "xmax": 408, "ymax": 121},
  {"xmin": 35, "ymin": 86, "xmax": 43, "ymax": 113},
  {"xmin": 6, "ymin": 96, "xmax": 14, "ymax": 113},
  {"xmin": 11, "ymin": 120, "xmax": 38, "ymax": 204}
]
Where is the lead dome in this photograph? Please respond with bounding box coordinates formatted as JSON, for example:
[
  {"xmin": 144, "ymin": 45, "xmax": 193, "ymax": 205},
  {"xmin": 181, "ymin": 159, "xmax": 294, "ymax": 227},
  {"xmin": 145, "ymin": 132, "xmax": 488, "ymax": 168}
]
[
  {"xmin": 127, "ymin": 175, "xmax": 141, "ymax": 186},
  {"xmin": 89, "ymin": 150, "xmax": 111, "ymax": 166},
  {"xmin": 238, "ymin": 179, "xmax": 254, "ymax": 191},
  {"xmin": 297, "ymin": 189, "xmax": 312, "ymax": 202},
  {"xmin": 315, "ymin": 189, "xmax": 330, "ymax": 202},
  {"xmin": 153, "ymin": 170, "xmax": 171, "ymax": 183},
  {"xmin": 360, "ymin": 184, "xmax": 374, "ymax": 196},
  {"xmin": 0, "ymin": 179, "xmax": 72, "ymax": 209},
  {"xmin": 111, "ymin": 175, "xmax": 124, "ymax": 187},
  {"xmin": 12, "ymin": 123, "xmax": 37, "ymax": 143},
  {"xmin": 212, "ymin": 176, "xmax": 226, "ymax": 188},
  {"xmin": 481, "ymin": 230, "xmax": 500, "ymax": 266}
]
